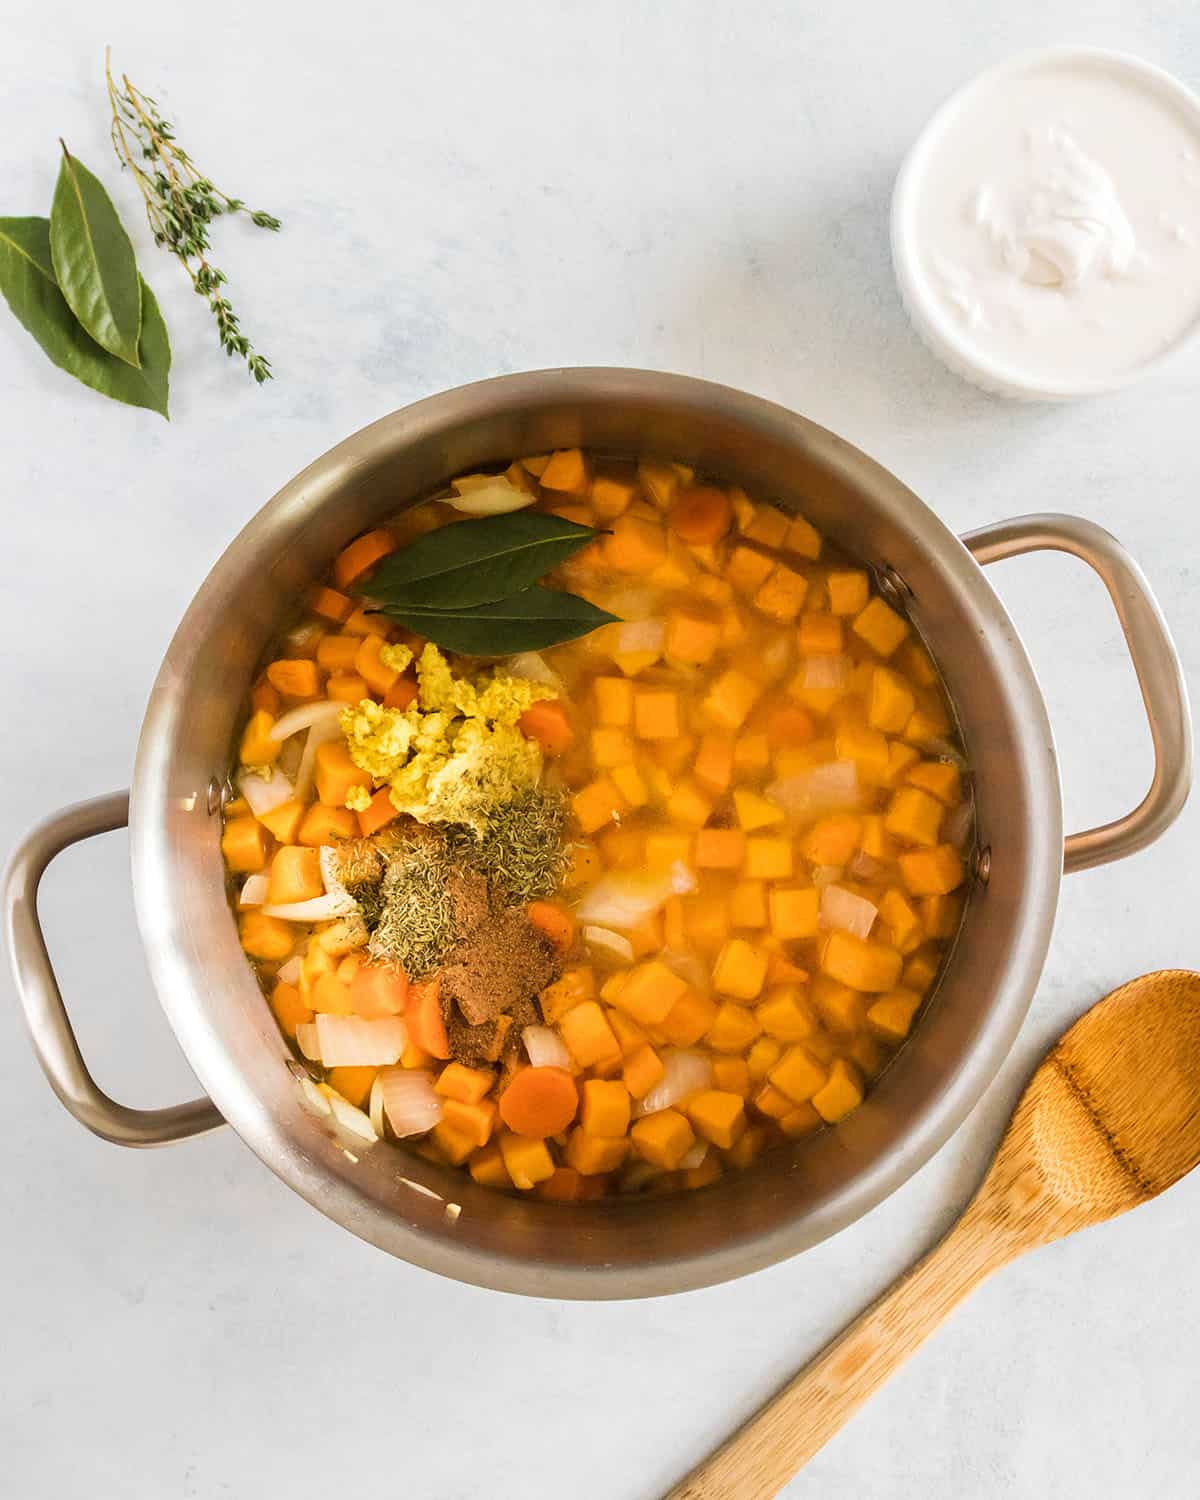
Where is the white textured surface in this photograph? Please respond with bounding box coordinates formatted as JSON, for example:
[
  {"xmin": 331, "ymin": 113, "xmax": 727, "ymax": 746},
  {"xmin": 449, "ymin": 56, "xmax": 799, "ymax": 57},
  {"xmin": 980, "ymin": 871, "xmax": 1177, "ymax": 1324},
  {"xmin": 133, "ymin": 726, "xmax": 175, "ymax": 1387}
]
[{"xmin": 2, "ymin": 3, "xmax": 1198, "ymax": 1497}]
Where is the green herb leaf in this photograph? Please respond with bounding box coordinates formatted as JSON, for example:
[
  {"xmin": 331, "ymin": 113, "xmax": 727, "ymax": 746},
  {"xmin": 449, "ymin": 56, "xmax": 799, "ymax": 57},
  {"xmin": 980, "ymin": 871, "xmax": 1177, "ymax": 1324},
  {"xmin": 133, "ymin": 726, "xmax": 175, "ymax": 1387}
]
[
  {"xmin": 0, "ymin": 217, "xmax": 170, "ymax": 417},
  {"xmin": 366, "ymin": 511, "xmax": 604, "ymax": 609},
  {"xmin": 377, "ymin": 587, "xmax": 619, "ymax": 656},
  {"xmin": 49, "ymin": 144, "xmax": 142, "ymax": 367}
]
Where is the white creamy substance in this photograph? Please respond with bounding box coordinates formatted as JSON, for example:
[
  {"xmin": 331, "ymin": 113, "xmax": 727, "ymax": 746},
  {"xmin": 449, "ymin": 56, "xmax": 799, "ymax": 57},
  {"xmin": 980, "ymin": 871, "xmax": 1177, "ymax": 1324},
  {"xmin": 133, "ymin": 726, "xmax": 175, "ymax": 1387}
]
[{"xmin": 914, "ymin": 59, "xmax": 1200, "ymax": 383}]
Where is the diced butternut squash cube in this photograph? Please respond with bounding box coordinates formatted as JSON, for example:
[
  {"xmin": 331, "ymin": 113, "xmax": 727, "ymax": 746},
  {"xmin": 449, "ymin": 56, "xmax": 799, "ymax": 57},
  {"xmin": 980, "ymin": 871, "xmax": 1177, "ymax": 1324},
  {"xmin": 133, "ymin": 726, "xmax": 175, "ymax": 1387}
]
[
  {"xmin": 744, "ymin": 836, "xmax": 793, "ymax": 881},
  {"xmin": 442, "ymin": 1097, "xmax": 498, "ymax": 1149},
  {"xmin": 326, "ymin": 673, "xmax": 369, "ymax": 703},
  {"xmin": 878, "ymin": 888, "xmax": 922, "ymax": 951},
  {"xmin": 733, "ymin": 789, "xmax": 783, "ymax": 832},
  {"xmin": 885, "ymin": 740, "xmax": 922, "ymax": 786},
  {"xmin": 835, "ymin": 726, "xmax": 890, "ymax": 786},
  {"xmin": 706, "ymin": 1001, "xmax": 762, "ymax": 1052},
  {"xmin": 820, "ymin": 931, "xmax": 903, "ymax": 992},
  {"xmin": 746, "ymin": 1037, "xmax": 783, "ymax": 1081},
  {"xmin": 686, "ymin": 1090, "xmax": 746, "ymax": 1149},
  {"xmin": 703, "ymin": 669, "xmax": 761, "ymax": 731},
  {"xmin": 572, "ymin": 777, "xmax": 625, "ymax": 834},
  {"xmin": 899, "ymin": 844, "xmax": 964, "ymax": 896},
  {"xmin": 436, "ymin": 1063, "xmax": 495, "ymax": 1104},
  {"xmin": 725, "ymin": 1123, "xmax": 767, "ymax": 1165},
  {"xmin": 239, "ymin": 710, "xmax": 279, "ymax": 768},
  {"xmin": 801, "ymin": 814, "xmax": 861, "ymax": 866},
  {"xmin": 352, "ymin": 634, "xmax": 400, "ymax": 696},
  {"xmin": 623, "ymin": 1043, "xmax": 665, "ymax": 1099},
  {"xmin": 605, "ymin": 514, "xmax": 666, "ymax": 574},
  {"xmin": 733, "ymin": 732, "xmax": 771, "ymax": 775},
  {"xmin": 904, "ymin": 694, "xmax": 953, "ymax": 745},
  {"xmin": 906, "ymin": 760, "xmax": 963, "ymax": 805},
  {"xmin": 297, "ymin": 803, "xmax": 357, "ymax": 846},
  {"xmin": 566, "ymin": 1128, "xmax": 629, "ymax": 1175},
  {"xmin": 222, "ymin": 815, "xmax": 270, "ymax": 873},
  {"xmin": 797, "ymin": 613, "xmax": 843, "ymax": 654},
  {"xmin": 666, "ymin": 778, "xmax": 714, "ymax": 827},
  {"xmin": 852, "ymin": 597, "xmax": 909, "ymax": 657},
  {"xmin": 867, "ymin": 987, "xmax": 924, "ymax": 1043},
  {"xmin": 756, "ymin": 984, "xmax": 817, "ymax": 1042},
  {"xmin": 645, "ymin": 830, "xmax": 693, "ymax": 868},
  {"xmin": 921, "ymin": 891, "xmax": 963, "ymax": 940},
  {"xmin": 902, "ymin": 948, "xmax": 941, "ymax": 994},
  {"xmin": 770, "ymin": 885, "xmax": 821, "ymax": 941},
  {"xmin": 539, "ymin": 967, "xmax": 595, "ymax": 1025},
  {"xmin": 609, "ymin": 762, "xmax": 649, "ymax": 810},
  {"xmin": 580, "ymin": 1078, "xmax": 632, "ymax": 1137},
  {"xmin": 712, "ymin": 939, "xmax": 770, "ymax": 1001},
  {"xmin": 314, "ymin": 743, "xmax": 371, "ymax": 807},
  {"xmin": 614, "ymin": 960, "xmax": 689, "ymax": 1026},
  {"xmin": 682, "ymin": 893, "xmax": 732, "ymax": 953},
  {"xmin": 812, "ymin": 1058, "xmax": 864, "ymax": 1122},
  {"xmin": 631, "ymin": 1109, "xmax": 695, "ymax": 1169},
  {"xmin": 860, "ymin": 814, "xmax": 896, "ymax": 862},
  {"xmin": 627, "ymin": 908, "xmax": 663, "ymax": 958},
  {"xmin": 695, "ymin": 828, "xmax": 747, "ymax": 869},
  {"xmin": 827, "ymin": 570, "xmax": 870, "ymax": 616},
  {"xmin": 868, "ymin": 667, "xmax": 916, "ymax": 734},
  {"xmin": 593, "ymin": 675, "xmax": 634, "ymax": 726},
  {"xmin": 267, "ymin": 845, "xmax": 323, "ymax": 906},
  {"xmin": 769, "ymin": 1044, "xmax": 828, "ymax": 1103},
  {"xmin": 590, "ymin": 726, "xmax": 635, "ymax": 768},
  {"xmin": 784, "ymin": 514, "xmax": 822, "ymax": 559},
  {"xmin": 606, "ymin": 1006, "xmax": 644, "ymax": 1053},
  {"xmin": 239, "ymin": 911, "xmax": 294, "ymax": 961},
  {"xmin": 754, "ymin": 563, "xmax": 809, "ymax": 624},
  {"xmin": 499, "ymin": 1132, "xmax": 557, "ymax": 1190},
  {"xmin": 637, "ymin": 458, "xmax": 682, "ymax": 509},
  {"xmin": 432, "ymin": 1118, "xmax": 479, "ymax": 1165},
  {"xmin": 468, "ymin": 1143, "xmax": 512, "ymax": 1189},
  {"xmin": 742, "ymin": 505, "xmax": 790, "ymax": 548},
  {"xmin": 652, "ymin": 735, "xmax": 697, "ymax": 776},
  {"xmin": 559, "ymin": 1001, "xmax": 621, "ymax": 1067},
  {"xmin": 659, "ymin": 989, "xmax": 719, "ymax": 1048},
  {"xmin": 591, "ymin": 474, "xmax": 638, "ymax": 518},
  {"xmin": 727, "ymin": 545, "xmax": 776, "ymax": 596},
  {"xmin": 695, "ymin": 731, "xmax": 736, "ymax": 793},
  {"xmin": 778, "ymin": 1101, "xmax": 822, "ymax": 1138},
  {"xmin": 730, "ymin": 880, "xmax": 768, "ymax": 929},
  {"xmin": 267, "ymin": 658, "xmax": 321, "ymax": 700},
  {"xmin": 540, "ymin": 447, "xmax": 590, "ymax": 494},
  {"xmin": 811, "ymin": 976, "xmax": 867, "ymax": 1034},
  {"xmin": 885, "ymin": 786, "xmax": 944, "ymax": 847},
  {"xmin": 270, "ymin": 980, "xmax": 312, "ymax": 1040},
  {"xmin": 665, "ymin": 608, "xmax": 722, "ymax": 665},
  {"xmin": 706, "ymin": 1058, "xmax": 748, "ymax": 1099},
  {"xmin": 634, "ymin": 689, "xmax": 681, "ymax": 740}
]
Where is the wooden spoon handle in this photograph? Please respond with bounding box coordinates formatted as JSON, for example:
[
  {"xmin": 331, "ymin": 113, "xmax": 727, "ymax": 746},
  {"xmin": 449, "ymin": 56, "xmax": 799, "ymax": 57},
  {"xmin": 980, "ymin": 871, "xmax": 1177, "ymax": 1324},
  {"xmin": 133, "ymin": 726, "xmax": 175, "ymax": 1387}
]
[{"xmin": 666, "ymin": 1213, "xmax": 1014, "ymax": 1499}]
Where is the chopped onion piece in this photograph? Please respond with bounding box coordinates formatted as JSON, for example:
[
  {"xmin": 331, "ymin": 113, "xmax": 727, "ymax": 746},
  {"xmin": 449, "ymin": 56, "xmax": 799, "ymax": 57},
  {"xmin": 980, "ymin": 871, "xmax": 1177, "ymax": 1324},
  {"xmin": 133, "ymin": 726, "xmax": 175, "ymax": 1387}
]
[
  {"xmin": 368, "ymin": 1073, "xmax": 387, "ymax": 1138},
  {"xmin": 315, "ymin": 1015, "xmax": 408, "ymax": 1067},
  {"xmin": 802, "ymin": 653, "xmax": 850, "ymax": 689},
  {"xmin": 507, "ymin": 651, "xmax": 563, "ymax": 690},
  {"xmin": 812, "ymin": 864, "xmax": 844, "ymax": 888},
  {"xmin": 943, "ymin": 800, "xmax": 974, "ymax": 849},
  {"xmin": 276, "ymin": 955, "xmax": 303, "ymax": 985},
  {"xmin": 767, "ymin": 760, "xmax": 859, "ymax": 818},
  {"xmin": 669, "ymin": 860, "xmax": 697, "ymax": 895},
  {"xmin": 660, "ymin": 949, "xmax": 710, "ymax": 992},
  {"xmin": 575, "ymin": 870, "xmax": 676, "ymax": 928},
  {"xmin": 523, "ymin": 1025, "xmax": 572, "ymax": 1070},
  {"xmin": 297, "ymin": 1074, "xmax": 331, "ymax": 1115},
  {"xmin": 296, "ymin": 1023, "xmax": 322, "ymax": 1062},
  {"xmin": 636, "ymin": 1050, "xmax": 713, "ymax": 1115},
  {"xmin": 820, "ymin": 884, "xmax": 878, "ymax": 939},
  {"xmin": 238, "ymin": 872, "xmax": 269, "ymax": 907},
  {"xmin": 617, "ymin": 617, "xmax": 665, "ymax": 654},
  {"xmin": 269, "ymin": 699, "xmax": 345, "ymax": 743},
  {"xmin": 262, "ymin": 891, "xmax": 359, "ymax": 922},
  {"xmin": 238, "ymin": 766, "xmax": 295, "ymax": 817},
  {"xmin": 379, "ymin": 1067, "xmax": 443, "ymax": 1137},
  {"xmin": 293, "ymin": 718, "xmax": 344, "ymax": 802},
  {"xmin": 447, "ymin": 475, "xmax": 534, "ymax": 515},
  {"xmin": 325, "ymin": 1088, "xmax": 378, "ymax": 1142},
  {"xmin": 678, "ymin": 1139, "xmax": 709, "ymax": 1171},
  {"xmin": 584, "ymin": 925, "xmax": 636, "ymax": 964}
]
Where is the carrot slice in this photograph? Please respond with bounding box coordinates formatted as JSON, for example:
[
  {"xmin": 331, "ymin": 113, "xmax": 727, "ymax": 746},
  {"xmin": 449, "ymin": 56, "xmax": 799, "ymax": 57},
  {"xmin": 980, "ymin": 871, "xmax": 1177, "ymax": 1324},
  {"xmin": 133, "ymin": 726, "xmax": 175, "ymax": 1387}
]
[
  {"xmin": 383, "ymin": 675, "xmax": 418, "ymax": 710},
  {"xmin": 526, "ymin": 900, "xmax": 576, "ymax": 953},
  {"xmin": 310, "ymin": 585, "xmax": 353, "ymax": 624},
  {"xmin": 406, "ymin": 976, "xmax": 449, "ymax": 1059},
  {"xmin": 333, "ymin": 529, "xmax": 398, "ymax": 590},
  {"xmin": 349, "ymin": 963, "xmax": 409, "ymax": 1019},
  {"xmin": 518, "ymin": 699, "xmax": 574, "ymax": 754},
  {"xmin": 669, "ymin": 486, "xmax": 733, "ymax": 545},
  {"xmin": 498, "ymin": 1066, "xmax": 579, "ymax": 1137}
]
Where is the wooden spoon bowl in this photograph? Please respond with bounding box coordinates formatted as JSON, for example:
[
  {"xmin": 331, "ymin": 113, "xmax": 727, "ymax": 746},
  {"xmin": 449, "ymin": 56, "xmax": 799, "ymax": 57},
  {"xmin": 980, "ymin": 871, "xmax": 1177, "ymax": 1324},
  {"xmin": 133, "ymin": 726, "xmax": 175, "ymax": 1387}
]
[{"xmin": 668, "ymin": 970, "xmax": 1200, "ymax": 1499}]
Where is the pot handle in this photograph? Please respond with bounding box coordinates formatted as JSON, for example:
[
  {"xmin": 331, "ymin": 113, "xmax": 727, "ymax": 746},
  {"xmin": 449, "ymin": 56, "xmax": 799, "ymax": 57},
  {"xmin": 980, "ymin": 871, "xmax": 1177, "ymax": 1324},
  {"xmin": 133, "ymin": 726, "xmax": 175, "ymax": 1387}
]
[
  {"xmin": 4, "ymin": 791, "xmax": 225, "ymax": 1146},
  {"xmin": 962, "ymin": 513, "xmax": 1192, "ymax": 874}
]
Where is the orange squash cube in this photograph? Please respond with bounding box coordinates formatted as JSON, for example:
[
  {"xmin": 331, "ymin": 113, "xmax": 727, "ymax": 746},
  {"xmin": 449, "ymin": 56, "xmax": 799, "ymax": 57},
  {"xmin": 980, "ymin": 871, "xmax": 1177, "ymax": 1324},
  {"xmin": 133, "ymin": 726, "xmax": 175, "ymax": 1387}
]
[
  {"xmin": 695, "ymin": 731, "xmax": 736, "ymax": 792},
  {"xmin": 755, "ymin": 985, "xmax": 817, "ymax": 1042},
  {"xmin": 540, "ymin": 447, "xmax": 591, "ymax": 494},
  {"xmin": 812, "ymin": 1058, "xmax": 865, "ymax": 1123},
  {"xmin": 565, "ymin": 1128, "xmax": 629, "ymax": 1175},
  {"xmin": 703, "ymin": 669, "xmax": 761, "ymax": 730},
  {"xmin": 314, "ymin": 743, "xmax": 371, "ymax": 807},
  {"xmin": 827, "ymin": 570, "xmax": 870, "ymax": 616},
  {"xmin": 666, "ymin": 778, "xmax": 714, "ymax": 827},
  {"xmin": 744, "ymin": 836, "xmax": 793, "ymax": 881},
  {"xmin": 499, "ymin": 1132, "xmax": 557, "ymax": 1189},
  {"xmin": 695, "ymin": 828, "xmax": 747, "ymax": 869},
  {"xmin": 559, "ymin": 1001, "xmax": 621, "ymax": 1068},
  {"xmin": 239, "ymin": 911, "xmax": 294, "ymax": 961},
  {"xmin": 730, "ymin": 879, "xmax": 768, "ymax": 929},
  {"xmin": 297, "ymin": 803, "xmax": 357, "ymax": 846},
  {"xmin": 686, "ymin": 1090, "xmax": 746, "ymax": 1149},
  {"xmin": 631, "ymin": 1109, "xmax": 695, "ymax": 1169},
  {"xmin": 659, "ymin": 988, "xmax": 719, "ymax": 1048},
  {"xmin": 623, "ymin": 1043, "xmax": 665, "ymax": 1099},
  {"xmin": 868, "ymin": 666, "xmax": 916, "ymax": 734},
  {"xmin": 852, "ymin": 597, "xmax": 909, "ymax": 657},
  {"xmin": 270, "ymin": 980, "xmax": 312, "ymax": 1040},
  {"xmin": 665, "ymin": 608, "xmax": 722, "ymax": 665},
  {"xmin": 614, "ymin": 960, "xmax": 688, "ymax": 1026},
  {"xmin": 733, "ymin": 731, "xmax": 771, "ymax": 775},
  {"xmin": 885, "ymin": 786, "xmax": 944, "ymax": 847},
  {"xmin": 899, "ymin": 844, "xmax": 965, "ymax": 896},
  {"xmin": 770, "ymin": 885, "xmax": 820, "ymax": 941},
  {"xmin": 706, "ymin": 1001, "xmax": 763, "ymax": 1052},
  {"xmin": 593, "ymin": 675, "xmax": 634, "ymax": 726},
  {"xmin": 906, "ymin": 760, "xmax": 963, "ymax": 805},
  {"xmin": 820, "ymin": 931, "xmax": 903, "ymax": 992},
  {"xmin": 712, "ymin": 938, "xmax": 770, "ymax": 1001},
  {"xmin": 239, "ymin": 710, "xmax": 280, "ymax": 768},
  {"xmin": 634, "ymin": 688, "xmax": 682, "ymax": 740},
  {"xmin": 802, "ymin": 814, "xmax": 862, "ymax": 867},
  {"xmin": 797, "ymin": 613, "xmax": 843, "ymax": 655},
  {"xmin": 571, "ymin": 777, "xmax": 626, "ymax": 834},
  {"xmin": 754, "ymin": 563, "xmax": 809, "ymax": 624},
  {"xmin": 222, "ymin": 815, "xmax": 270, "ymax": 873},
  {"xmin": 784, "ymin": 515, "xmax": 822, "ymax": 560},
  {"xmin": 711, "ymin": 1057, "xmax": 752, "ymax": 1097},
  {"xmin": 769, "ymin": 1044, "xmax": 828, "ymax": 1103},
  {"xmin": 266, "ymin": 845, "xmax": 324, "ymax": 906},
  {"xmin": 580, "ymin": 1079, "xmax": 631, "ymax": 1137},
  {"xmin": 867, "ymin": 987, "xmax": 924, "ymax": 1043},
  {"xmin": 605, "ymin": 514, "xmax": 666, "ymax": 575}
]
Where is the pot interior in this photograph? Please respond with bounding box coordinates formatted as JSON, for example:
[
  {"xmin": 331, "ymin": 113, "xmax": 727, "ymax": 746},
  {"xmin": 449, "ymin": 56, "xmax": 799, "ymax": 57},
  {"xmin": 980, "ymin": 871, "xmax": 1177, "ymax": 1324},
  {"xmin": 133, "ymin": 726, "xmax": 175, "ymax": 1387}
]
[{"xmin": 132, "ymin": 370, "xmax": 1061, "ymax": 1297}]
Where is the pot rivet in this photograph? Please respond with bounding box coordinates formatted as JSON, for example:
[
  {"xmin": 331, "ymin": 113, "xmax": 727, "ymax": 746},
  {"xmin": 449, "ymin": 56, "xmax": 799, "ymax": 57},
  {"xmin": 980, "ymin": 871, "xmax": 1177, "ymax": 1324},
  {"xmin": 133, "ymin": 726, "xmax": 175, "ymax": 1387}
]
[
  {"xmin": 206, "ymin": 776, "xmax": 233, "ymax": 816},
  {"xmin": 877, "ymin": 566, "xmax": 912, "ymax": 604},
  {"xmin": 974, "ymin": 845, "xmax": 992, "ymax": 884}
]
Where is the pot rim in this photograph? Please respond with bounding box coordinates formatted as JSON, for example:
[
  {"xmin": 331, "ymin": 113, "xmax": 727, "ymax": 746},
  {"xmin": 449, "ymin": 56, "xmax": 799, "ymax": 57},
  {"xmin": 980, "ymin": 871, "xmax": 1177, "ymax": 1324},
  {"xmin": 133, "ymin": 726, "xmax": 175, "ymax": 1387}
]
[{"xmin": 130, "ymin": 368, "xmax": 1062, "ymax": 1296}]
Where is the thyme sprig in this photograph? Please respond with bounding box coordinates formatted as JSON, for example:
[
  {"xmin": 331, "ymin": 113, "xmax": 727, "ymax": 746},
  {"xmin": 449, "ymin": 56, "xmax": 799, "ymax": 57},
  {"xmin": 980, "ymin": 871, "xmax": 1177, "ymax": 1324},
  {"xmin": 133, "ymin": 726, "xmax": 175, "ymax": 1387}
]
[{"xmin": 105, "ymin": 49, "xmax": 280, "ymax": 383}]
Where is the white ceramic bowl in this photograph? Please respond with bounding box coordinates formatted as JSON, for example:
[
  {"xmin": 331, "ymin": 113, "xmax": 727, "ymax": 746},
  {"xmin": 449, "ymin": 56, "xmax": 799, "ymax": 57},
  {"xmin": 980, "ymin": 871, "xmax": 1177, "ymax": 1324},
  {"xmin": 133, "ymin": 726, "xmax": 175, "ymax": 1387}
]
[{"xmin": 892, "ymin": 46, "xmax": 1200, "ymax": 400}]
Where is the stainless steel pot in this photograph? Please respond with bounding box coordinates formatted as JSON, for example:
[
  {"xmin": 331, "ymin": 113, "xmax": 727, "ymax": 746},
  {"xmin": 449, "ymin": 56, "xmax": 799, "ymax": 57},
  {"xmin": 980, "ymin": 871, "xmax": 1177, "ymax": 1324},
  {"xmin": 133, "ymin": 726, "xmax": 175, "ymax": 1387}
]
[{"xmin": 6, "ymin": 370, "xmax": 1192, "ymax": 1298}]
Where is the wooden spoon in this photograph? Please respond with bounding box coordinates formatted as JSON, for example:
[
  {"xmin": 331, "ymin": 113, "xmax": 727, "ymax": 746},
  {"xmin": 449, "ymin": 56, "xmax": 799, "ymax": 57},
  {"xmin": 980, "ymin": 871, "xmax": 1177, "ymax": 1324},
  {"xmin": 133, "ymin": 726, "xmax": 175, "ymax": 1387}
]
[{"xmin": 668, "ymin": 969, "xmax": 1200, "ymax": 1500}]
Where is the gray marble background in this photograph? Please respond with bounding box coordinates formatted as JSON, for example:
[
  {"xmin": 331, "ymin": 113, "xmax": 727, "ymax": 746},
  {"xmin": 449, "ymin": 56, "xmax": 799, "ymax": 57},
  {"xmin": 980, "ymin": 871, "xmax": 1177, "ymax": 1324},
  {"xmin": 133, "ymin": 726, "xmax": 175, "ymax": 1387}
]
[{"xmin": 3, "ymin": 3, "xmax": 1199, "ymax": 1496}]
